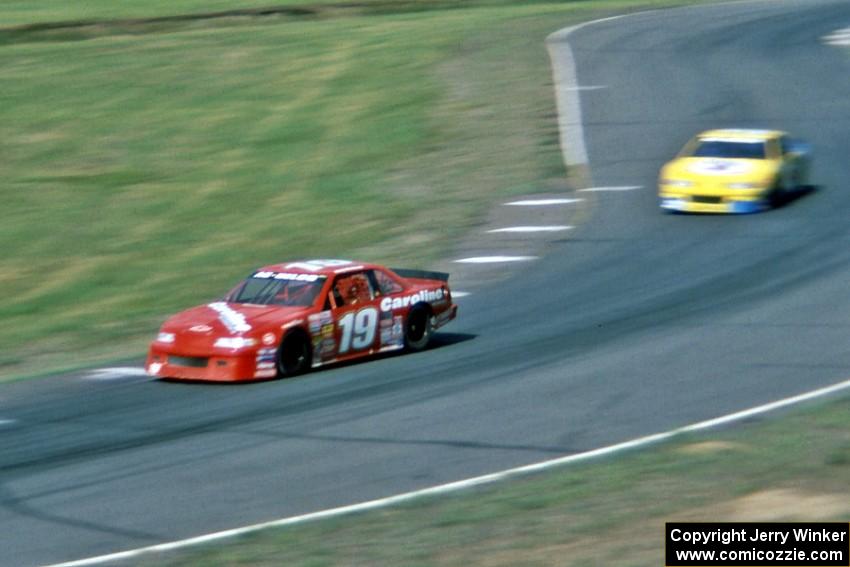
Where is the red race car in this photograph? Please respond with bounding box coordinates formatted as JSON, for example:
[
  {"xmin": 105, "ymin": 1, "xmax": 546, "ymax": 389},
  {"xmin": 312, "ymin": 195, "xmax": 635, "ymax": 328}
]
[{"xmin": 146, "ymin": 259, "xmax": 458, "ymax": 381}]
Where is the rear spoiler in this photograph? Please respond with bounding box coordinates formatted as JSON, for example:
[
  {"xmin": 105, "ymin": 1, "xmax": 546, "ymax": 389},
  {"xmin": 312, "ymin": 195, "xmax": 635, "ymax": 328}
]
[
  {"xmin": 787, "ymin": 139, "xmax": 811, "ymax": 156},
  {"xmin": 391, "ymin": 268, "xmax": 450, "ymax": 283}
]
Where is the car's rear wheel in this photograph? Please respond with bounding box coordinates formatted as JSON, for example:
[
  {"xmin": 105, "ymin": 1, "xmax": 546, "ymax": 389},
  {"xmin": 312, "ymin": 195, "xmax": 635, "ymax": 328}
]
[
  {"xmin": 404, "ymin": 306, "xmax": 432, "ymax": 352},
  {"xmin": 277, "ymin": 331, "xmax": 312, "ymax": 378}
]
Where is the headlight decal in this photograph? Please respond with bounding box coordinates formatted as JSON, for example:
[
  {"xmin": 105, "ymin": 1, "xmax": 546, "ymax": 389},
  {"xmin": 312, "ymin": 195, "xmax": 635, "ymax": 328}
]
[
  {"xmin": 726, "ymin": 182, "xmax": 760, "ymax": 189},
  {"xmin": 156, "ymin": 332, "xmax": 176, "ymax": 343},
  {"xmin": 214, "ymin": 337, "xmax": 258, "ymax": 349},
  {"xmin": 662, "ymin": 179, "xmax": 694, "ymax": 187}
]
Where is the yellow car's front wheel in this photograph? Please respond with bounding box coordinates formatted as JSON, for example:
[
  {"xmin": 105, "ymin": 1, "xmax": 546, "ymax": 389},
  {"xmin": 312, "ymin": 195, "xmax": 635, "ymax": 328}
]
[{"xmin": 768, "ymin": 177, "xmax": 788, "ymax": 209}]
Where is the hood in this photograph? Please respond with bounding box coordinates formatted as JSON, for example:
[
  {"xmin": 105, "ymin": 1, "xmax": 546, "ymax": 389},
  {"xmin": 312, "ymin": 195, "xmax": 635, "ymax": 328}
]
[
  {"xmin": 162, "ymin": 302, "xmax": 308, "ymax": 336},
  {"xmin": 663, "ymin": 157, "xmax": 778, "ymax": 183}
]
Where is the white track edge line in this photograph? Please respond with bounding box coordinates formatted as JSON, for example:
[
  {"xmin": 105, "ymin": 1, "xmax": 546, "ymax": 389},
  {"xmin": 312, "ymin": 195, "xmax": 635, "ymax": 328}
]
[
  {"xmin": 454, "ymin": 256, "xmax": 539, "ymax": 264},
  {"xmin": 504, "ymin": 198, "xmax": 583, "ymax": 206},
  {"xmin": 578, "ymin": 186, "xmax": 643, "ymax": 192},
  {"xmin": 543, "ymin": 0, "xmax": 780, "ymax": 179},
  {"xmin": 43, "ymin": 377, "xmax": 850, "ymax": 567},
  {"xmin": 564, "ymin": 85, "xmax": 608, "ymax": 91},
  {"xmin": 486, "ymin": 226, "xmax": 573, "ymax": 233},
  {"xmin": 83, "ymin": 367, "xmax": 149, "ymax": 380}
]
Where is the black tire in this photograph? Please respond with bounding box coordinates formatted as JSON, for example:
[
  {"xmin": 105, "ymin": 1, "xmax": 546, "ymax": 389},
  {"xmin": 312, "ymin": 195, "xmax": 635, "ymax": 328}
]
[
  {"xmin": 276, "ymin": 331, "xmax": 312, "ymax": 378},
  {"xmin": 769, "ymin": 178, "xmax": 786, "ymax": 208},
  {"xmin": 404, "ymin": 306, "xmax": 432, "ymax": 352}
]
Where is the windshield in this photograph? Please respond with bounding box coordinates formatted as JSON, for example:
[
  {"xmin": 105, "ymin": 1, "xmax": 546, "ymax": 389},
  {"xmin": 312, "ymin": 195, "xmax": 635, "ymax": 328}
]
[
  {"xmin": 689, "ymin": 139, "xmax": 766, "ymax": 159},
  {"xmin": 227, "ymin": 272, "xmax": 326, "ymax": 307}
]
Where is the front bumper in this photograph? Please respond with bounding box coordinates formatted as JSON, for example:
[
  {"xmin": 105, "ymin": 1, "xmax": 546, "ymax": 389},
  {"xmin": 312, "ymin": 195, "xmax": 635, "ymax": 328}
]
[
  {"xmin": 146, "ymin": 346, "xmax": 276, "ymax": 382},
  {"xmin": 659, "ymin": 191, "xmax": 768, "ymax": 214}
]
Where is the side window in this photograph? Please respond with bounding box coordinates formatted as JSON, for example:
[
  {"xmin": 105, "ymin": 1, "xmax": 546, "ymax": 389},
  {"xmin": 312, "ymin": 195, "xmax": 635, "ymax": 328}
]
[
  {"xmin": 332, "ymin": 273, "xmax": 374, "ymax": 307},
  {"xmin": 371, "ymin": 269, "xmax": 404, "ymax": 296},
  {"xmin": 765, "ymin": 138, "xmax": 781, "ymax": 159},
  {"xmin": 779, "ymin": 135, "xmax": 790, "ymax": 155}
]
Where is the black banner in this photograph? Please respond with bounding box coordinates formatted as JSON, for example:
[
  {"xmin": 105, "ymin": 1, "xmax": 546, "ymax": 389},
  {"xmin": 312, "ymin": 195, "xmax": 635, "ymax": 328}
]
[{"xmin": 666, "ymin": 522, "xmax": 849, "ymax": 566}]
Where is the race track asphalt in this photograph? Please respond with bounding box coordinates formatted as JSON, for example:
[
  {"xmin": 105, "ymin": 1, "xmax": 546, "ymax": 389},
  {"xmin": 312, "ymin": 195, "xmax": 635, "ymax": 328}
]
[{"xmin": 3, "ymin": 1, "xmax": 850, "ymax": 565}]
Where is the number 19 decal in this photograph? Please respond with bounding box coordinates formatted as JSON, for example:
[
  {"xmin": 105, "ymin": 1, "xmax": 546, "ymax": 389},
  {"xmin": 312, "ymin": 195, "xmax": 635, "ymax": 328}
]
[{"xmin": 337, "ymin": 307, "xmax": 378, "ymax": 354}]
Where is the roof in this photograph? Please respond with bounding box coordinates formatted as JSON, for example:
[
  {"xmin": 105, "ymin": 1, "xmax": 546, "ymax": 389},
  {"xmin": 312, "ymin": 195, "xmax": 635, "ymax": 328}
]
[
  {"xmin": 256, "ymin": 259, "xmax": 377, "ymax": 276},
  {"xmin": 697, "ymin": 128, "xmax": 784, "ymax": 141}
]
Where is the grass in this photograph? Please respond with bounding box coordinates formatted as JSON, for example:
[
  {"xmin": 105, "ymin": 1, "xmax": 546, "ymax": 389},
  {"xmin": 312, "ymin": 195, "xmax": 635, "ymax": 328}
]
[
  {"xmin": 127, "ymin": 394, "xmax": 850, "ymax": 566},
  {"xmin": 0, "ymin": 1, "xmax": 576, "ymax": 379},
  {"xmin": 0, "ymin": 0, "xmax": 711, "ymax": 383}
]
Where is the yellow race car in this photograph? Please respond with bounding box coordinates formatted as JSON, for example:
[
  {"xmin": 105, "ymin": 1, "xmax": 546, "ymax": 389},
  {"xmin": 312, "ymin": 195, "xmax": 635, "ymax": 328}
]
[{"xmin": 658, "ymin": 129, "xmax": 810, "ymax": 213}]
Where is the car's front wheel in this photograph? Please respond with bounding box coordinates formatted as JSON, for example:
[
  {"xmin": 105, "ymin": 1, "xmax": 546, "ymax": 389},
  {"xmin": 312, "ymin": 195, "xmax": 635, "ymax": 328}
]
[
  {"xmin": 404, "ymin": 306, "xmax": 432, "ymax": 352},
  {"xmin": 768, "ymin": 178, "xmax": 786, "ymax": 208},
  {"xmin": 277, "ymin": 331, "xmax": 312, "ymax": 378}
]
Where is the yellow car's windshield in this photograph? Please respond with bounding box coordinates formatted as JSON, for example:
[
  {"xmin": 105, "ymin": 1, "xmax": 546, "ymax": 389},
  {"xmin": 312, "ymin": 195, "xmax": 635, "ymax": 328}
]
[{"xmin": 689, "ymin": 139, "xmax": 766, "ymax": 159}]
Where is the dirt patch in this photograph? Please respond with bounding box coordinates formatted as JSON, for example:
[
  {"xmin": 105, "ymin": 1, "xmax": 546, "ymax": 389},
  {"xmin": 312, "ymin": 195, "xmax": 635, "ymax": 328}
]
[
  {"xmin": 727, "ymin": 489, "xmax": 850, "ymax": 521},
  {"xmin": 0, "ymin": 2, "xmax": 477, "ymax": 45}
]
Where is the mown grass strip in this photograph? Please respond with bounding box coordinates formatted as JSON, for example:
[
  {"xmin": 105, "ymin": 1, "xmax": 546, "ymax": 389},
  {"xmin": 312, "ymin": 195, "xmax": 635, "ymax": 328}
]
[{"xmin": 0, "ymin": 0, "xmax": 653, "ymax": 28}]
